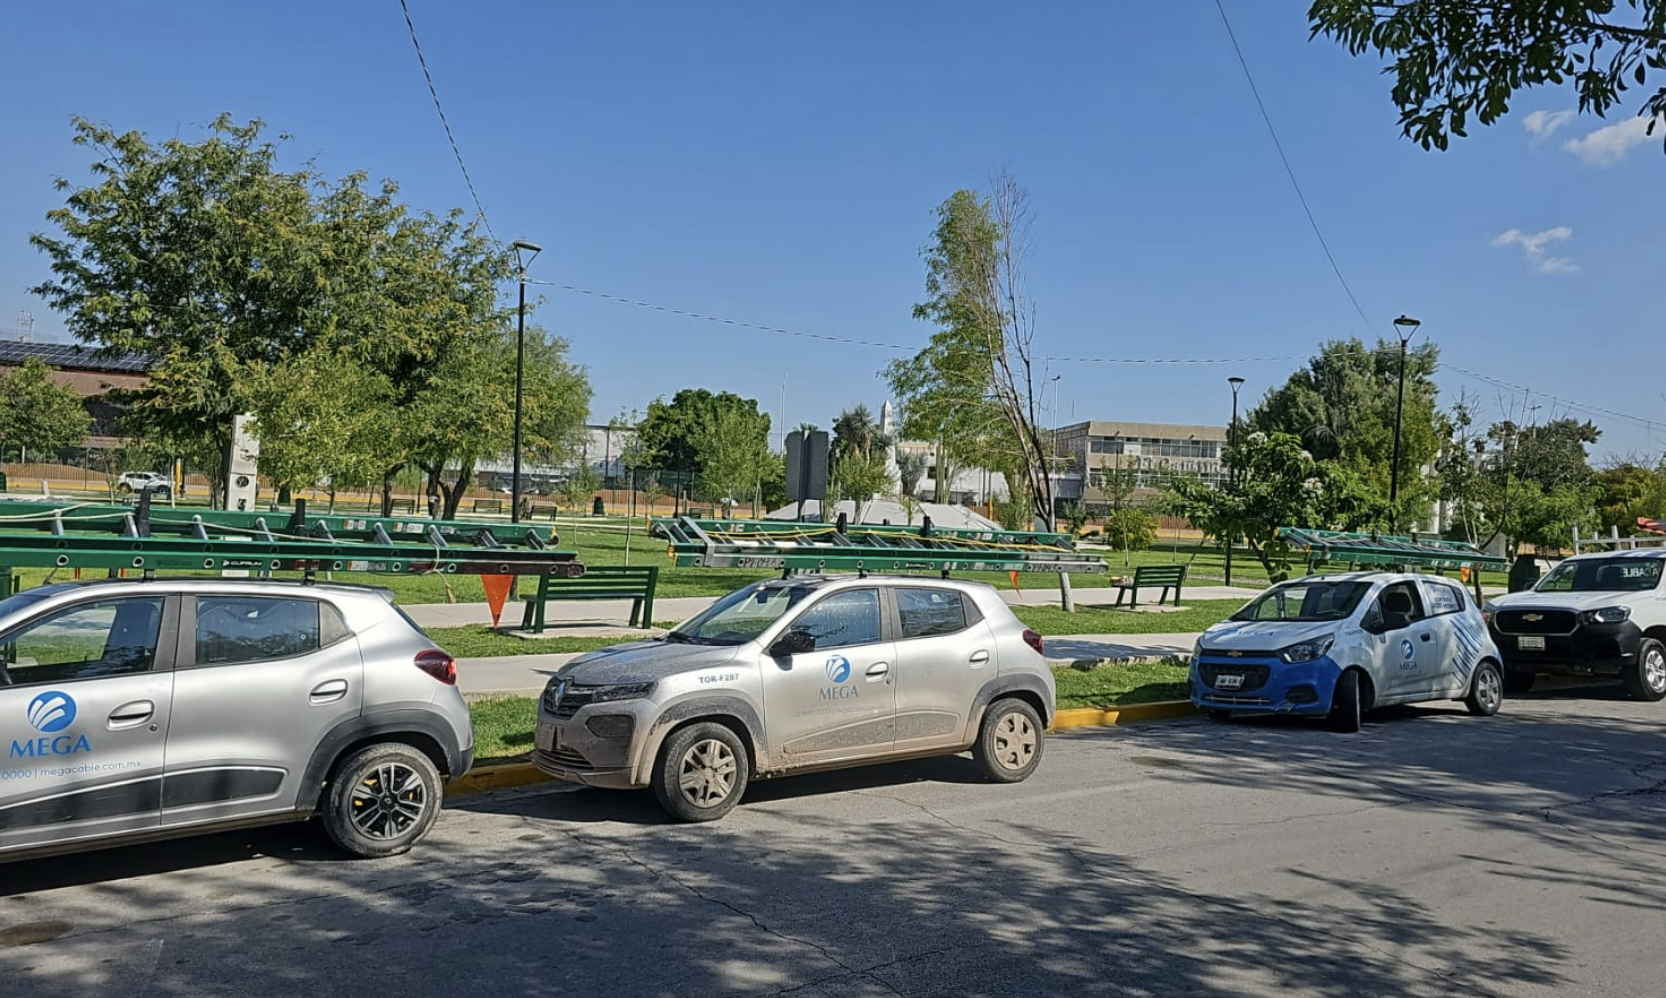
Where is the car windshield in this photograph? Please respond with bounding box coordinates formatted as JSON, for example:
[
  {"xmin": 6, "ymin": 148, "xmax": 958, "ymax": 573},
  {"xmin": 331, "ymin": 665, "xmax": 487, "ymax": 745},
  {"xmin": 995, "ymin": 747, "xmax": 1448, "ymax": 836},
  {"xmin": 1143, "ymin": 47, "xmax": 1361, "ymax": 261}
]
[
  {"xmin": 666, "ymin": 583, "xmax": 817, "ymax": 646},
  {"xmin": 1536, "ymin": 558, "xmax": 1664, "ymax": 593},
  {"xmin": 1231, "ymin": 580, "xmax": 1374, "ymax": 622}
]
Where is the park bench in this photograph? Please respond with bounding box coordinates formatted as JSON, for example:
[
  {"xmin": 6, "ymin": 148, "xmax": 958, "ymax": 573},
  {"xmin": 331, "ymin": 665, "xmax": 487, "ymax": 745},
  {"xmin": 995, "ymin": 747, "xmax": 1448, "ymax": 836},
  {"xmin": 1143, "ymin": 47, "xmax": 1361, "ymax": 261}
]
[
  {"xmin": 527, "ymin": 504, "xmax": 560, "ymax": 521},
  {"xmin": 472, "ymin": 498, "xmax": 505, "ymax": 515},
  {"xmin": 1110, "ymin": 564, "xmax": 1187, "ymax": 609},
  {"xmin": 520, "ymin": 565, "xmax": 660, "ymax": 633},
  {"xmin": 389, "ymin": 497, "xmax": 416, "ymax": 515}
]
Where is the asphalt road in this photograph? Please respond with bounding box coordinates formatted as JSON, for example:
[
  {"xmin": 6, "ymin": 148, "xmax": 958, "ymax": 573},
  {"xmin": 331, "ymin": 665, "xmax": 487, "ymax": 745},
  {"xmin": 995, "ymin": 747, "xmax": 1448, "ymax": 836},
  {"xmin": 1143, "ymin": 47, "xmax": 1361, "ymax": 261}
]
[{"xmin": 4, "ymin": 686, "xmax": 1664, "ymax": 997}]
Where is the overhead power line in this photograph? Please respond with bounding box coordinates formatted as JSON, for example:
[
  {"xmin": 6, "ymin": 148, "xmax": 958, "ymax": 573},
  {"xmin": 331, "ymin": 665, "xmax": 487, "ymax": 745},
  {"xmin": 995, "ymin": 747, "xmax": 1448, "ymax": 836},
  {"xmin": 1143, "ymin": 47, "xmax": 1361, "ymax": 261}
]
[
  {"xmin": 1213, "ymin": 0, "xmax": 1375, "ymax": 334},
  {"xmin": 1441, "ymin": 363, "xmax": 1662, "ymax": 435},
  {"xmin": 398, "ymin": 0, "xmax": 498, "ymax": 244}
]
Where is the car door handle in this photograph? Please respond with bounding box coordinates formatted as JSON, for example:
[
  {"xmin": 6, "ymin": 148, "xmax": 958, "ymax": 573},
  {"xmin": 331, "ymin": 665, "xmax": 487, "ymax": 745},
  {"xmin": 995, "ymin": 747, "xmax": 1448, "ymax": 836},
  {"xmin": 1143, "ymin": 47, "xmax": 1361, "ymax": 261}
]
[
  {"xmin": 310, "ymin": 679, "xmax": 350, "ymax": 704},
  {"xmin": 865, "ymin": 662, "xmax": 890, "ymax": 680},
  {"xmin": 1420, "ymin": 633, "xmax": 1432, "ymax": 642},
  {"xmin": 108, "ymin": 700, "xmax": 154, "ymax": 729},
  {"xmin": 969, "ymin": 650, "xmax": 991, "ymax": 665}
]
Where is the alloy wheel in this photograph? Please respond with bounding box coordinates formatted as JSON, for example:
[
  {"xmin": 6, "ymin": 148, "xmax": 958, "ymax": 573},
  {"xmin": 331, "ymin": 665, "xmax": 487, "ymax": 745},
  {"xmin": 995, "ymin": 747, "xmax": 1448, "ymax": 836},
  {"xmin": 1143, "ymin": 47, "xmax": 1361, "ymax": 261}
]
[
  {"xmin": 349, "ymin": 762, "xmax": 429, "ymax": 840},
  {"xmin": 678, "ymin": 738, "xmax": 738, "ymax": 808}
]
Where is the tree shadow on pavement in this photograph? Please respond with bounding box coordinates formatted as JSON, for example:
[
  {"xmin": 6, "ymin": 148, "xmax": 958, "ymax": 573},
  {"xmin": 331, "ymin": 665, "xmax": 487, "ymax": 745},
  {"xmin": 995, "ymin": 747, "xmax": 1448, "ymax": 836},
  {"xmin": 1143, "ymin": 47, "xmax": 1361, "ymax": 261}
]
[{"xmin": 4, "ymin": 765, "xmax": 1574, "ymax": 998}]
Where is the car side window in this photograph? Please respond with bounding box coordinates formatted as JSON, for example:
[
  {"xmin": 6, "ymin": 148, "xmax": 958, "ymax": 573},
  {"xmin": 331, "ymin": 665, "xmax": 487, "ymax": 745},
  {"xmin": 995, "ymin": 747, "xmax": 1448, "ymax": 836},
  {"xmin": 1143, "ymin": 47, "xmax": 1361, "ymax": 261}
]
[
  {"xmin": 791, "ymin": 589, "xmax": 882, "ymax": 651},
  {"xmin": 896, "ymin": 588, "xmax": 968, "ymax": 639},
  {"xmin": 195, "ymin": 596, "xmax": 321, "ymax": 666},
  {"xmin": 0, "ymin": 597, "xmax": 164, "ymax": 686},
  {"xmin": 1424, "ymin": 582, "xmax": 1464, "ymax": 616},
  {"xmin": 1372, "ymin": 583, "xmax": 1425, "ymax": 629}
]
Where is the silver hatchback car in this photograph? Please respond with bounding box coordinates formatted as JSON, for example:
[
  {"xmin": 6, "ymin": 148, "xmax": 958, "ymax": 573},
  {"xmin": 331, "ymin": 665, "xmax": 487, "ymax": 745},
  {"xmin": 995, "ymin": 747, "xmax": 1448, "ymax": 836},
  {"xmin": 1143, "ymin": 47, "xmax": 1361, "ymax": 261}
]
[
  {"xmin": 0, "ymin": 578, "xmax": 472, "ymax": 861},
  {"xmin": 533, "ymin": 575, "xmax": 1056, "ymax": 821}
]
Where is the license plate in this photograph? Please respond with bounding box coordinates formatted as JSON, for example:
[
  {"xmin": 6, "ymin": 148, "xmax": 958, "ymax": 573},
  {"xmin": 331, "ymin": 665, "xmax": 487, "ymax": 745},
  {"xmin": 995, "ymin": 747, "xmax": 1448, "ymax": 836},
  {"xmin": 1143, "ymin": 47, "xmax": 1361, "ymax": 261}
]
[
  {"xmin": 1518, "ymin": 636, "xmax": 1545, "ymax": 651},
  {"xmin": 1215, "ymin": 673, "xmax": 1244, "ymax": 689},
  {"xmin": 535, "ymin": 724, "xmax": 558, "ymax": 752}
]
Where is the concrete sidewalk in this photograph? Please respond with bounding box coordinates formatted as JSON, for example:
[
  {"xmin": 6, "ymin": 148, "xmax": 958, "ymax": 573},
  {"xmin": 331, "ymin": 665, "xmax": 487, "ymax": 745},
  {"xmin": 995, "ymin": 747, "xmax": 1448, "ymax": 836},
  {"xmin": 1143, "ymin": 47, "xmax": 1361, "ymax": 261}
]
[
  {"xmin": 404, "ymin": 583, "xmax": 1266, "ymax": 631},
  {"xmin": 456, "ymin": 631, "xmax": 1203, "ymax": 697}
]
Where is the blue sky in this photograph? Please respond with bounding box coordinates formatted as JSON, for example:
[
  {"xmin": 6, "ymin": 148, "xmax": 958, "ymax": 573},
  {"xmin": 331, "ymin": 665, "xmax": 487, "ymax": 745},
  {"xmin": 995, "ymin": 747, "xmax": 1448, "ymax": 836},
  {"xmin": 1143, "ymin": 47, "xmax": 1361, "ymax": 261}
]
[{"xmin": 2, "ymin": 1, "xmax": 1662, "ymax": 457}]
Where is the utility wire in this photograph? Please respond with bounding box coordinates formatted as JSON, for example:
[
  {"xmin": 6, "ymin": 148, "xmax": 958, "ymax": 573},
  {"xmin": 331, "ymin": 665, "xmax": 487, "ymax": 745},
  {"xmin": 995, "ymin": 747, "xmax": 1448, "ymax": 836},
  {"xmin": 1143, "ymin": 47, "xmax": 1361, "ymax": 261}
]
[
  {"xmin": 1441, "ymin": 363, "xmax": 1661, "ymax": 435},
  {"xmin": 1213, "ymin": 0, "xmax": 1375, "ymax": 334},
  {"xmin": 398, "ymin": 0, "xmax": 498, "ymax": 243}
]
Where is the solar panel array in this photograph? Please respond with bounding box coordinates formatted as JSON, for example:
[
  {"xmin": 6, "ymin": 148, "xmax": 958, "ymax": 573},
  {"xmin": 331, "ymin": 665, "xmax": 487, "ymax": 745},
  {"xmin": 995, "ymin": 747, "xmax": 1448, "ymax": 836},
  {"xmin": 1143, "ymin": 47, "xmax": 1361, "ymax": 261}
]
[{"xmin": 0, "ymin": 340, "xmax": 150, "ymax": 373}]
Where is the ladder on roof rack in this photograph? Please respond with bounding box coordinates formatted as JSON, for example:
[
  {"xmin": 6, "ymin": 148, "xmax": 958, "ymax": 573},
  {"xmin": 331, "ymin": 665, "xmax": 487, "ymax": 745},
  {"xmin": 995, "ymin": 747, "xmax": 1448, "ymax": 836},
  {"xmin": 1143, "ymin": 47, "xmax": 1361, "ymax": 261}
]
[
  {"xmin": 651, "ymin": 516, "xmax": 1107, "ymax": 575},
  {"xmin": 1277, "ymin": 527, "xmax": 1508, "ymax": 572}
]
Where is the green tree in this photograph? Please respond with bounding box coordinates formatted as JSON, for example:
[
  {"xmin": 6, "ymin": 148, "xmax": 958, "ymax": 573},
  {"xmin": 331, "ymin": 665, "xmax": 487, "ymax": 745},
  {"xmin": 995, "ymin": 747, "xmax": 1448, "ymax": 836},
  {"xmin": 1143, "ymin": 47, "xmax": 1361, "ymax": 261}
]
[
  {"xmin": 0, "ymin": 357, "xmax": 92, "ymax": 459},
  {"xmin": 693, "ymin": 404, "xmax": 772, "ymax": 515},
  {"xmin": 638, "ymin": 389, "xmax": 772, "ymax": 506},
  {"xmin": 1250, "ymin": 338, "xmax": 1442, "ymax": 526},
  {"xmin": 1310, "ymin": 1, "xmax": 1666, "ymax": 154},
  {"xmin": 1593, "ymin": 462, "xmax": 1666, "ymax": 533},
  {"xmin": 897, "ymin": 449, "xmax": 929, "ymax": 498},
  {"xmin": 1164, "ymin": 431, "xmax": 1388, "ymax": 581},
  {"xmin": 832, "ymin": 404, "xmax": 889, "ymax": 461},
  {"xmin": 245, "ymin": 347, "xmax": 396, "ymax": 502}
]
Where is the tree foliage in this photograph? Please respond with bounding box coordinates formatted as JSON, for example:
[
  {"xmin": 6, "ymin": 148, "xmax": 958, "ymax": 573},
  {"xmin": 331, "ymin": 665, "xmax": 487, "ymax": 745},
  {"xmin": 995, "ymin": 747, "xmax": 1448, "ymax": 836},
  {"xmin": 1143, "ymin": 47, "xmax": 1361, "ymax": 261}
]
[
  {"xmin": 693, "ymin": 403, "xmax": 773, "ymax": 512},
  {"xmin": 1249, "ymin": 338, "xmax": 1442, "ymax": 525},
  {"xmin": 0, "ymin": 357, "xmax": 92, "ymax": 457},
  {"xmin": 1310, "ymin": 0, "xmax": 1666, "ymax": 154},
  {"xmin": 1592, "ymin": 461, "xmax": 1666, "ymax": 532},
  {"xmin": 245, "ymin": 348, "xmax": 395, "ymax": 499},
  {"xmin": 1438, "ymin": 398, "xmax": 1600, "ymax": 553},
  {"xmin": 1164, "ymin": 431, "xmax": 1388, "ymax": 580}
]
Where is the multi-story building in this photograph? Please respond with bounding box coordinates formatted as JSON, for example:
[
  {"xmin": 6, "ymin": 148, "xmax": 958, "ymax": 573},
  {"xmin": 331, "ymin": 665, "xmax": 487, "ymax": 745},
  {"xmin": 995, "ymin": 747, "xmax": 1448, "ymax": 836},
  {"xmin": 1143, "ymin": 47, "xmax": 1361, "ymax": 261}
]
[{"xmin": 1052, "ymin": 420, "xmax": 1230, "ymax": 503}]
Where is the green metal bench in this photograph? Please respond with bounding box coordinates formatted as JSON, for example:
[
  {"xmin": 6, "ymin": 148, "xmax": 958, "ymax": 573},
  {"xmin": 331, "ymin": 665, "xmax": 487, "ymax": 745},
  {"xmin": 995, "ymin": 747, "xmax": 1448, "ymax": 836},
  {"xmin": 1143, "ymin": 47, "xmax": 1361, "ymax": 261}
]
[
  {"xmin": 520, "ymin": 565, "xmax": 660, "ymax": 632},
  {"xmin": 473, "ymin": 498, "xmax": 506, "ymax": 515},
  {"xmin": 1111, "ymin": 564, "xmax": 1186, "ymax": 608}
]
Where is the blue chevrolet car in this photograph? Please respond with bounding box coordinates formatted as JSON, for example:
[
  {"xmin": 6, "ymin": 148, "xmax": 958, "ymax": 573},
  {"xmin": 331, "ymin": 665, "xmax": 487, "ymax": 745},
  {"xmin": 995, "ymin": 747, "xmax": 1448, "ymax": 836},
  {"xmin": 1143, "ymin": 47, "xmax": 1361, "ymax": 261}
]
[{"xmin": 1190, "ymin": 572, "xmax": 1506, "ymax": 732}]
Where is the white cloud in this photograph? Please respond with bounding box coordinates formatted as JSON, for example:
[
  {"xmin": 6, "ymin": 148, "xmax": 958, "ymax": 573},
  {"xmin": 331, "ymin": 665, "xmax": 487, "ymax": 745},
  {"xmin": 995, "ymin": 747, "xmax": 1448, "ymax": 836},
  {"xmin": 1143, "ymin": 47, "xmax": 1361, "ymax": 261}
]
[
  {"xmin": 1523, "ymin": 109, "xmax": 1575, "ymax": 138},
  {"xmin": 1564, "ymin": 115, "xmax": 1661, "ymax": 165},
  {"xmin": 1492, "ymin": 227, "xmax": 1579, "ymax": 275}
]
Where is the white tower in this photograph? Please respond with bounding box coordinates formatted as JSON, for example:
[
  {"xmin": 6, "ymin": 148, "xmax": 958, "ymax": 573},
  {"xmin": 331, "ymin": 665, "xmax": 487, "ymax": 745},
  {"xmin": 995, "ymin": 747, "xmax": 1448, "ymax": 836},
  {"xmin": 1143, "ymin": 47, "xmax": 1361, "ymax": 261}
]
[{"xmin": 880, "ymin": 400, "xmax": 900, "ymax": 492}]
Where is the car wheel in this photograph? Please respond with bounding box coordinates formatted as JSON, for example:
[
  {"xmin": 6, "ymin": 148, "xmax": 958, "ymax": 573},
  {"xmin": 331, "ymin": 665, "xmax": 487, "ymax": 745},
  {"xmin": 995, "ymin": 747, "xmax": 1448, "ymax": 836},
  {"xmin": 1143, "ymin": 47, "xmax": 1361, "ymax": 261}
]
[
  {"xmin": 1465, "ymin": 661, "xmax": 1504, "ymax": 717},
  {"xmin": 1328, "ymin": 669, "xmax": 1363, "ymax": 733},
  {"xmin": 115, "ymin": 483, "xmax": 132, "ymax": 495},
  {"xmin": 974, "ymin": 698, "xmax": 1045, "ymax": 783},
  {"xmin": 652, "ymin": 722, "xmax": 750, "ymax": 822},
  {"xmin": 1503, "ymin": 670, "xmax": 1536, "ymax": 695},
  {"xmin": 1623, "ymin": 638, "xmax": 1666, "ymax": 702},
  {"xmin": 322, "ymin": 743, "xmax": 443, "ymax": 858}
]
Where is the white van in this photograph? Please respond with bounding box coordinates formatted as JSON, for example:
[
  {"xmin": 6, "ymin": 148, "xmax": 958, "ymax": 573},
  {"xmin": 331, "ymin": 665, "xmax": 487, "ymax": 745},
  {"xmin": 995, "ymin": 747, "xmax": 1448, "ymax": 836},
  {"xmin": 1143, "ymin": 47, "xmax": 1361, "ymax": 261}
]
[{"xmin": 1189, "ymin": 571, "xmax": 1506, "ymax": 731}]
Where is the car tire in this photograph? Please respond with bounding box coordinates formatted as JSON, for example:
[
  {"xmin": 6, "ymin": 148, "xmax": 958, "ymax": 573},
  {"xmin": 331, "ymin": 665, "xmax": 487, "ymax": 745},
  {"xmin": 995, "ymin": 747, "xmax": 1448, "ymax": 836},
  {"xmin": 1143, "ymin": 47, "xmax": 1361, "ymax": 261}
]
[
  {"xmin": 1622, "ymin": 637, "xmax": 1666, "ymax": 702},
  {"xmin": 974, "ymin": 698, "xmax": 1045, "ymax": 783},
  {"xmin": 322, "ymin": 743, "xmax": 444, "ymax": 858},
  {"xmin": 1328, "ymin": 669, "xmax": 1363, "ymax": 733},
  {"xmin": 1503, "ymin": 670, "xmax": 1536, "ymax": 695},
  {"xmin": 652, "ymin": 722, "xmax": 750, "ymax": 822},
  {"xmin": 115, "ymin": 483, "xmax": 132, "ymax": 495},
  {"xmin": 1465, "ymin": 661, "xmax": 1504, "ymax": 717}
]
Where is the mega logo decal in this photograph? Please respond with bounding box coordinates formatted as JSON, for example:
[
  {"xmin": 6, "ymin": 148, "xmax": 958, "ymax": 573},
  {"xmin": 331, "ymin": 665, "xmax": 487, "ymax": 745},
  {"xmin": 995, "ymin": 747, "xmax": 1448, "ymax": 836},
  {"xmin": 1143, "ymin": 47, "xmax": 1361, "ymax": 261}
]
[
  {"xmin": 820, "ymin": 654, "xmax": 859, "ymax": 700},
  {"xmin": 11, "ymin": 690, "xmax": 91, "ymax": 760}
]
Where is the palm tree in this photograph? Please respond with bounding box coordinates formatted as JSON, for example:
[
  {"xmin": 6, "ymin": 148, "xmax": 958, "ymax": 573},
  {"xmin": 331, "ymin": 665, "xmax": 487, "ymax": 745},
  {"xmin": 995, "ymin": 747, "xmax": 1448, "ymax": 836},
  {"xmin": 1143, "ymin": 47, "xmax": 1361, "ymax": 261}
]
[{"xmin": 833, "ymin": 404, "xmax": 891, "ymax": 461}]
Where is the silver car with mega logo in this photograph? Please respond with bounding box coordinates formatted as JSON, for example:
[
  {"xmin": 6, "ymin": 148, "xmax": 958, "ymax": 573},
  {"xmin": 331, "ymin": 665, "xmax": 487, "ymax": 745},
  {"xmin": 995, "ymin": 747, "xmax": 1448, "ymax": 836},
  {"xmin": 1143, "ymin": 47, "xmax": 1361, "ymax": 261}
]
[
  {"xmin": 533, "ymin": 575, "xmax": 1055, "ymax": 821},
  {"xmin": 0, "ymin": 578, "xmax": 472, "ymax": 861}
]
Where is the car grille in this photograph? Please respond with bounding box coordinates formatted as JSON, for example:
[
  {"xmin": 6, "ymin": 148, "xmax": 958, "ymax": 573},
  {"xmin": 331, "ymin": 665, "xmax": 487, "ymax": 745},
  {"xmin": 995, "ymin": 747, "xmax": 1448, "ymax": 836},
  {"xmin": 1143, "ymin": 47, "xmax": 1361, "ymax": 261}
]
[
  {"xmin": 1494, "ymin": 609, "xmax": 1577, "ymax": 635},
  {"xmin": 535, "ymin": 746, "xmax": 591, "ymax": 770},
  {"xmin": 1199, "ymin": 663, "xmax": 1272, "ymax": 691},
  {"xmin": 543, "ymin": 683, "xmax": 604, "ymax": 719},
  {"xmin": 1202, "ymin": 694, "xmax": 1273, "ymax": 707}
]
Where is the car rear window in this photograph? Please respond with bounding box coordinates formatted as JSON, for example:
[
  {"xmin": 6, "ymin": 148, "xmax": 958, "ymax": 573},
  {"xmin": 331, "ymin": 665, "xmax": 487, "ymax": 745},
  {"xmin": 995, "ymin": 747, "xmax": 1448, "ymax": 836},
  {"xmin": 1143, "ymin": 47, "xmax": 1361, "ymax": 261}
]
[
  {"xmin": 196, "ymin": 596, "xmax": 321, "ymax": 666},
  {"xmin": 896, "ymin": 588, "xmax": 969, "ymax": 638}
]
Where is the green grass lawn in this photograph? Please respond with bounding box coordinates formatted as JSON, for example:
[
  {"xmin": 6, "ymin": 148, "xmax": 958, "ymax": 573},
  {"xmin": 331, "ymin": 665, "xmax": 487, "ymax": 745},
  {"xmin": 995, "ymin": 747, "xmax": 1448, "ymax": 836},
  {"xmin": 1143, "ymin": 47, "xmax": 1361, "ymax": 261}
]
[
  {"xmin": 1011, "ymin": 599, "xmax": 1243, "ymax": 636},
  {"xmin": 427, "ymin": 624, "xmax": 676, "ymax": 657},
  {"xmin": 466, "ymin": 656, "xmax": 1193, "ymax": 765}
]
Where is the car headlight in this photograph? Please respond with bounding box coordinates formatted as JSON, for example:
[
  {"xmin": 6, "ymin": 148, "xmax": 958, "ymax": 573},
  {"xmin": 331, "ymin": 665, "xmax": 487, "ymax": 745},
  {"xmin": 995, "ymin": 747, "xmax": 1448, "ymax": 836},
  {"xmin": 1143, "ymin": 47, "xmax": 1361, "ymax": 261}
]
[
  {"xmin": 1190, "ymin": 638, "xmax": 1202, "ymax": 669},
  {"xmin": 1278, "ymin": 636, "xmax": 1335, "ymax": 664},
  {"xmin": 587, "ymin": 681, "xmax": 657, "ymax": 703},
  {"xmin": 1579, "ymin": 606, "xmax": 1631, "ymax": 626}
]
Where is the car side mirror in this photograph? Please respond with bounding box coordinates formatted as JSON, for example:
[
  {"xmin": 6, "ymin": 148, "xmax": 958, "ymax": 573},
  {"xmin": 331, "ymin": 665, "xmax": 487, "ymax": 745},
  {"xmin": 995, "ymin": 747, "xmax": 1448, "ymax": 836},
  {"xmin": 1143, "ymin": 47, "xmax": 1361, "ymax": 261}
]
[{"xmin": 769, "ymin": 630, "xmax": 815, "ymax": 658}]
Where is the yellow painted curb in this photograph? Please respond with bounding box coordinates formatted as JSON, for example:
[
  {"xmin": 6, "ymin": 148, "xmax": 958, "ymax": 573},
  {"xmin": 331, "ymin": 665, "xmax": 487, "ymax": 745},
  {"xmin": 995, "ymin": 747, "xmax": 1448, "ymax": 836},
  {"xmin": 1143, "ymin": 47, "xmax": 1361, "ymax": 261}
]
[
  {"xmin": 1051, "ymin": 700, "xmax": 1198, "ymax": 730},
  {"xmin": 445, "ymin": 761, "xmax": 550, "ymax": 796}
]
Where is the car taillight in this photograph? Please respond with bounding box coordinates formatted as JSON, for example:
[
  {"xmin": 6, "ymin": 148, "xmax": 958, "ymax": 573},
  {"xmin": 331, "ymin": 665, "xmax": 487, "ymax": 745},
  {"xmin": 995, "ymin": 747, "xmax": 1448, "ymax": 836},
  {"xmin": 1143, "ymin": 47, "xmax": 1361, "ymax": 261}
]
[
  {"xmin": 415, "ymin": 649, "xmax": 457, "ymax": 685},
  {"xmin": 1022, "ymin": 629, "xmax": 1044, "ymax": 655}
]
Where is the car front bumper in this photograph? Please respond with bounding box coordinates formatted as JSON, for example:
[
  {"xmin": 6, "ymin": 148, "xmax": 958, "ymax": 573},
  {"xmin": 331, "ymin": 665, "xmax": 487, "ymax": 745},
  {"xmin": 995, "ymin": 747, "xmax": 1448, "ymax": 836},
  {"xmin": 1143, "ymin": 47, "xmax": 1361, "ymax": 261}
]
[
  {"xmin": 531, "ymin": 705, "xmax": 651, "ymax": 790},
  {"xmin": 1190, "ymin": 654, "xmax": 1341, "ymax": 716},
  {"xmin": 1489, "ymin": 620, "xmax": 1643, "ymax": 677}
]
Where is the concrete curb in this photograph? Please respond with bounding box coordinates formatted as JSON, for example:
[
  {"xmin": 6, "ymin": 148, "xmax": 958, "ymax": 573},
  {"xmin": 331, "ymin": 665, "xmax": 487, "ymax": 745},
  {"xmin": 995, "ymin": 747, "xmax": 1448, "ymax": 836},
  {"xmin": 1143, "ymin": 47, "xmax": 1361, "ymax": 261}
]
[{"xmin": 445, "ymin": 699, "xmax": 1201, "ymax": 797}]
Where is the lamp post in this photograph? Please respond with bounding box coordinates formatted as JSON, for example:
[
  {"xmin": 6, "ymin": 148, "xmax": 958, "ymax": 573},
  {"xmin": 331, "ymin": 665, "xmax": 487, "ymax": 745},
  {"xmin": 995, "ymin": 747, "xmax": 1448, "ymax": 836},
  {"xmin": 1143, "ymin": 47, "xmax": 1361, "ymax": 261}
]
[
  {"xmin": 1389, "ymin": 314, "xmax": 1421, "ymax": 535},
  {"xmin": 509, "ymin": 240, "xmax": 541, "ymax": 524},
  {"xmin": 1226, "ymin": 376, "xmax": 1245, "ymax": 587}
]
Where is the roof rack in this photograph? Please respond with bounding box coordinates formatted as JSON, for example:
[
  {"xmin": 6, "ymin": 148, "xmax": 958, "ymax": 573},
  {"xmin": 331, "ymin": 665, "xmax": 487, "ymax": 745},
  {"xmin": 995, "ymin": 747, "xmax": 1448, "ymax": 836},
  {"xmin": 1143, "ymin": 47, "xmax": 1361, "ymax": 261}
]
[
  {"xmin": 1277, "ymin": 527, "xmax": 1508, "ymax": 572},
  {"xmin": 651, "ymin": 515, "xmax": 1107, "ymax": 576}
]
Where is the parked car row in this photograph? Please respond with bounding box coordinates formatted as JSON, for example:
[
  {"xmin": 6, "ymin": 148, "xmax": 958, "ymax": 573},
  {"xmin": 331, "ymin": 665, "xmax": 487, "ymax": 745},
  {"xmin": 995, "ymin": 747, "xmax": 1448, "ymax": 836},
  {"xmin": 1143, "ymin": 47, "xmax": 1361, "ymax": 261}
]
[{"xmin": 1187, "ymin": 548, "xmax": 1666, "ymax": 731}]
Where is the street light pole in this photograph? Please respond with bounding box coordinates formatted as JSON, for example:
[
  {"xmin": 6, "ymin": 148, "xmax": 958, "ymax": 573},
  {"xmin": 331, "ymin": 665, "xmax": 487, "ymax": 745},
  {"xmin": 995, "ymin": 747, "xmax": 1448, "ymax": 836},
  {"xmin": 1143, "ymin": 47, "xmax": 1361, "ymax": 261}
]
[
  {"xmin": 1389, "ymin": 314, "xmax": 1421, "ymax": 535},
  {"xmin": 509, "ymin": 240, "xmax": 541, "ymax": 524},
  {"xmin": 1226, "ymin": 376, "xmax": 1245, "ymax": 587}
]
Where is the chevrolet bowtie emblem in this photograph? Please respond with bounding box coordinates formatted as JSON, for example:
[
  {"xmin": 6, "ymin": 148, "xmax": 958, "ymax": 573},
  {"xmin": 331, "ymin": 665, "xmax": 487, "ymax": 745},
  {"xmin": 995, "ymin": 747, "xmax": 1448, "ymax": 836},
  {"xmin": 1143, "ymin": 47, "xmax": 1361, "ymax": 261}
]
[
  {"xmin": 1522, "ymin": 613, "xmax": 1543, "ymax": 622},
  {"xmin": 1227, "ymin": 650, "xmax": 1243, "ymax": 658}
]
